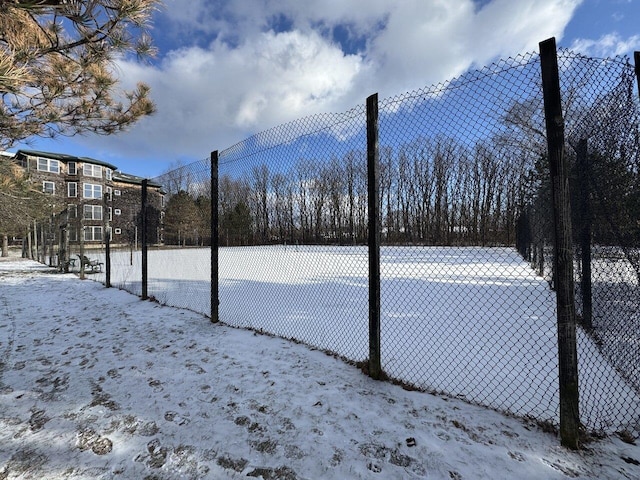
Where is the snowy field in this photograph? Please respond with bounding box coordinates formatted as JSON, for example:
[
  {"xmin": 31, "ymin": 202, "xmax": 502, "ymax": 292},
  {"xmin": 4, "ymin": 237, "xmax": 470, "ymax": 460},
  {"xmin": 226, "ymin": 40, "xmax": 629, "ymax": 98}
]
[
  {"xmin": 587, "ymin": 250, "xmax": 640, "ymax": 395},
  {"xmin": 81, "ymin": 245, "xmax": 640, "ymax": 434},
  {"xmin": 1, "ymin": 257, "xmax": 639, "ymax": 479}
]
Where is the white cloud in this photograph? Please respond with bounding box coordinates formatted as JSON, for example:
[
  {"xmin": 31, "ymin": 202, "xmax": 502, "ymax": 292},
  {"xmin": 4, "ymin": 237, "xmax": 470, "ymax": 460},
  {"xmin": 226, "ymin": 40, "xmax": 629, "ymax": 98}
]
[
  {"xmin": 365, "ymin": 0, "xmax": 476, "ymax": 93},
  {"xmin": 570, "ymin": 32, "xmax": 640, "ymax": 58},
  {"xmin": 76, "ymin": 0, "xmax": 583, "ymax": 170},
  {"xmin": 231, "ymin": 30, "xmax": 366, "ymax": 126},
  {"xmin": 102, "ymin": 28, "xmax": 366, "ymax": 161},
  {"xmin": 469, "ymin": 0, "xmax": 581, "ymax": 61}
]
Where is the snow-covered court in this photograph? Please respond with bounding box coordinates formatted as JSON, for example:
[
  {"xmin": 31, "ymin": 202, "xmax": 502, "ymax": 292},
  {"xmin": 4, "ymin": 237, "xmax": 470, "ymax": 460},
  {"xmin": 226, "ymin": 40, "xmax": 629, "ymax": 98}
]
[
  {"xmin": 100, "ymin": 246, "xmax": 640, "ymax": 434},
  {"xmin": 1, "ymin": 257, "xmax": 639, "ymax": 479}
]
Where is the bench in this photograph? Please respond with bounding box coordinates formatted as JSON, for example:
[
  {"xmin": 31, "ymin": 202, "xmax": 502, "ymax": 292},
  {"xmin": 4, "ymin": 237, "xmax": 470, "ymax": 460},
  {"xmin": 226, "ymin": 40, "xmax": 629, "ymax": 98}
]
[{"xmin": 78, "ymin": 255, "xmax": 103, "ymax": 273}]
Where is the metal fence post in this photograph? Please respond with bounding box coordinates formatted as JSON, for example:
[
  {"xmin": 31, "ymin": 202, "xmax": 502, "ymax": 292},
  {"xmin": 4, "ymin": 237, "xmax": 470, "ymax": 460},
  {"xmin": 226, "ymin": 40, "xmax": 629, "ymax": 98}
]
[
  {"xmin": 141, "ymin": 179, "xmax": 148, "ymax": 300},
  {"xmin": 211, "ymin": 151, "xmax": 219, "ymax": 323},
  {"xmin": 576, "ymin": 139, "xmax": 592, "ymax": 329},
  {"xmin": 79, "ymin": 215, "xmax": 85, "ymax": 280},
  {"xmin": 105, "ymin": 228, "xmax": 111, "ymax": 288},
  {"xmin": 367, "ymin": 93, "xmax": 382, "ymax": 380},
  {"xmin": 540, "ymin": 37, "xmax": 580, "ymax": 449},
  {"xmin": 634, "ymin": 52, "xmax": 640, "ymax": 100}
]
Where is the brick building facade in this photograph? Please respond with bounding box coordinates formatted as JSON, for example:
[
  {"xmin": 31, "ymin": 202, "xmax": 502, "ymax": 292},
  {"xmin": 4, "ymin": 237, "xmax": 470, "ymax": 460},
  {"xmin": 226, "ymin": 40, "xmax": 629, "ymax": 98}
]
[
  {"xmin": 112, "ymin": 171, "xmax": 164, "ymax": 245},
  {"xmin": 12, "ymin": 149, "xmax": 164, "ymax": 247}
]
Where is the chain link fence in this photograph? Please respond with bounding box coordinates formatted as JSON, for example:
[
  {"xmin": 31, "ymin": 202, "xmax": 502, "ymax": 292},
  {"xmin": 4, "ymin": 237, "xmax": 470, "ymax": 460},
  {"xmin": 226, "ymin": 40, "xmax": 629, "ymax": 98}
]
[
  {"xmin": 217, "ymin": 108, "xmax": 370, "ymax": 359},
  {"xmin": 145, "ymin": 161, "xmax": 213, "ymax": 314},
  {"xmin": 81, "ymin": 44, "xmax": 640, "ymax": 438},
  {"xmin": 375, "ymin": 53, "xmax": 558, "ymax": 427},
  {"xmin": 534, "ymin": 51, "xmax": 640, "ymax": 433}
]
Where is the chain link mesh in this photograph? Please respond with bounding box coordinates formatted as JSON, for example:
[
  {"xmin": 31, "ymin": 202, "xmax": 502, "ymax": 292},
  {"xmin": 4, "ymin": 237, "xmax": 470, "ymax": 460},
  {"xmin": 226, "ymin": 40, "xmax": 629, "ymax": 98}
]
[
  {"xmin": 560, "ymin": 52, "xmax": 640, "ymax": 433},
  {"xmin": 376, "ymin": 52, "xmax": 563, "ymax": 423},
  {"xmin": 147, "ymin": 160, "xmax": 212, "ymax": 314},
  {"xmin": 217, "ymin": 108, "xmax": 369, "ymax": 360},
  {"xmin": 375, "ymin": 50, "xmax": 640, "ymax": 433},
  {"xmin": 88, "ymin": 48, "xmax": 640, "ymax": 435}
]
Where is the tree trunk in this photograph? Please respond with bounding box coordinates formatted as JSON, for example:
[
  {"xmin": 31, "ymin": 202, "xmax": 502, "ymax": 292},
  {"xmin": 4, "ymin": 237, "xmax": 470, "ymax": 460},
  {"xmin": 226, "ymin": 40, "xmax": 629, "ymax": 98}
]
[{"xmin": 26, "ymin": 229, "xmax": 33, "ymax": 259}]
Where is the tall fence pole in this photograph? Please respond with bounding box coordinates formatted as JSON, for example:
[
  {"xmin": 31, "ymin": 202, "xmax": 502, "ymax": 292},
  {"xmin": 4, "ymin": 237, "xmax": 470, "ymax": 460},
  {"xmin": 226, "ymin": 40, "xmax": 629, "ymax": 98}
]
[
  {"xmin": 635, "ymin": 52, "xmax": 640, "ymax": 100},
  {"xmin": 79, "ymin": 215, "xmax": 85, "ymax": 280},
  {"xmin": 634, "ymin": 49, "xmax": 640, "ymax": 250},
  {"xmin": 576, "ymin": 138, "xmax": 592, "ymax": 329},
  {"xmin": 141, "ymin": 179, "xmax": 148, "ymax": 300},
  {"xmin": 63, "ymin": 212, "xmax": 70, "ymax": 272},
  {"xmin": 211, "ymin": 151, "xmax": 219, "ymax": 324},
  {"xmin": 540, "ymin": 37, "xmax": 580, "ymax": 449},
  {"xmin": 367, "ymin": 93, "xmax": 382, "ymax": 380},
  {"xmin": 105, "ymin": 228, "xmax": 111, "ymax": 288}
]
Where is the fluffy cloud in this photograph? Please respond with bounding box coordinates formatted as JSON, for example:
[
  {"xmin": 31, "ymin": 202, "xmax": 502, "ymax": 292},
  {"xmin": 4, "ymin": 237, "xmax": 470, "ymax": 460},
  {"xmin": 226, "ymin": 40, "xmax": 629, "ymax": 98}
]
[
  {"xmin": 106, "ymin": 28, "xmax": 366, "ymax": 161},
  {"xmin": 570, "ymin": 32, "xmax": 640, "ymax": 58},
  {"xmin": 79, "ymin": 0, "xmax": 583, "ymax": 170}
]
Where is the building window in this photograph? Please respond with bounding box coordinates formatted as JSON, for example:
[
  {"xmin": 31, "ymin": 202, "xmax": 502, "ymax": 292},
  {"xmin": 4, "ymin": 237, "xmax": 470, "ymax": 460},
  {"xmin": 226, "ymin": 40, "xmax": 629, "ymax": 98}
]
[
  {"xmin": 114, "ymin": 228, "xmax": 122, "ymax": 235},
  {"xmin": 38, "ymin": 158, "xmax": 60, "ymax": 173},
  {"xmin": 114, "ymin": 209, "xmax": 121, "ymax": 215},
  {"xmin": 83, "ymin": 164, "xmax": 102, "ymax": 178},
  {"xmin": 83, "ymin": 183, "xmax": 102, "ymax": 199},
  {"xmin": 69, "ymin": 227, "xmax": 78, "ymax": 242},
  {"xmin": 84, "ymin": 226, "xmax": 103, "ymax": 242},
  {"xmin": 68, "ymin": 162, "xmax": 77, "ymax": 175},
  {"xmin": 106, "ymin": 186, "xmax": 112, "ymax": 200},
  {"xmin": 67, "ymin": 182, "xmax": 77, "ymax": 197},
  {"xmin": 68, "ymin": 204, "xmax": 77, "ymax": 219},
  {"xmin": 105, "ymin": 169, "xmax": 112, "ymax": 181},
  {"xmin": 84, "ymin": 205, "xmax": 103, "ymax": 221},
  {"xmin": 114, "ymin": 189, "xmax": 121, "ymax": 196},
  {"xmin": 43, "ymin": 181, "xmax": 55, "ymax": 194}
]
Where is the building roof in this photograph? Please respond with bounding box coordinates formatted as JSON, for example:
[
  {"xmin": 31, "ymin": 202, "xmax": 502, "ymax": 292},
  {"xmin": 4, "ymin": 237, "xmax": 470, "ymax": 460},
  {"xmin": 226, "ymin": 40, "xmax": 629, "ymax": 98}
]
[
  {"xmin": 15, "ymin": 149, "xmax": 118, "ymax": 171},
  {"xmin": 13, "ymin": 149, "xmax": 163, "ymax": 190},
  {"xmin": 113, "ymin": 171, "xmax": 162, "ymax": 189}
]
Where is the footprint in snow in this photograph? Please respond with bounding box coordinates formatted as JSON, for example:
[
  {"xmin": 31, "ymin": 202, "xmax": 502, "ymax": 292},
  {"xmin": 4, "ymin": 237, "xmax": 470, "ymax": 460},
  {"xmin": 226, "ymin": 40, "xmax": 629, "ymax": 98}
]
[
  {"xmin": 148, "ymin": 378, "xmax": 163, "ymax": 392},
  {"xmin": 164, "ymin": 411, "xmax": 191, "ymax": 426},
  {"xmin": 185, "ymin": 363, "xmax": 206, "ymax": 374}
]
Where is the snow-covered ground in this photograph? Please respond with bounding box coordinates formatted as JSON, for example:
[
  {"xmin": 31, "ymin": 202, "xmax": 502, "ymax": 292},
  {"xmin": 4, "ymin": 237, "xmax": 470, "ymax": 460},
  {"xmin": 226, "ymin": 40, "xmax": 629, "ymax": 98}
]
[
  {"xmin": 1, "ymin": 257, "xmax": 639, "ymax": 479},
  {"xmin": 86, "ymin": 246, "xmax": 640, "ymax": 433}
]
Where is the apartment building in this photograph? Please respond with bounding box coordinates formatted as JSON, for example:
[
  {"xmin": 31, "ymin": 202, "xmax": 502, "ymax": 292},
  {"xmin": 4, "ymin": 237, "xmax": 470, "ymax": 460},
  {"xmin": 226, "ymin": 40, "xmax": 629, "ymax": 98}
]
[
  {"xmin": 12, "ymin": 149, "xmax": 164, "ymax": 246},
  {"xmin": 111, "ymin": 171, "xmax": 164, "ymax": 245}
]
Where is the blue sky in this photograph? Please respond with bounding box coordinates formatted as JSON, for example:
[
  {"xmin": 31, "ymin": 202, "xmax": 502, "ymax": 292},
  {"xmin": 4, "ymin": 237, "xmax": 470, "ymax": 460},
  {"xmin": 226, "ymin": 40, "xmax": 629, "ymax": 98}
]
[{"xmin": 9, "ymin": 0, "xmax": 640, "ymax": 178}]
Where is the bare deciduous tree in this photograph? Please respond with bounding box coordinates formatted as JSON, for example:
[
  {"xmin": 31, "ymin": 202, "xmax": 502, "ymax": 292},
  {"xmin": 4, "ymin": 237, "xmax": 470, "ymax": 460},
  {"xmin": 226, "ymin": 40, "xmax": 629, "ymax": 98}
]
[{"xmin": 0, "ymin": 154, "xmax": 54, "ymax": 255}]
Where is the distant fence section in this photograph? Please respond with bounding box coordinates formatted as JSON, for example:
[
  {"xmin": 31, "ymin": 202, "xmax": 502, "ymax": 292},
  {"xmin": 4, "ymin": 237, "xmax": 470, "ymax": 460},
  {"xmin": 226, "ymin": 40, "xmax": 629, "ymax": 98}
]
[{"xmin": 77, "ymin": 39, "xmax": 640, "ymax": 443}]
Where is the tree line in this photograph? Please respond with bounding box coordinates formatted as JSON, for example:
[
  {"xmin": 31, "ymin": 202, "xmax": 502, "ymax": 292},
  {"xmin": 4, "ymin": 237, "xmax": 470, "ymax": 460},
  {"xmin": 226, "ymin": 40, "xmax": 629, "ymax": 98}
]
[
  {"xmin": 158, "ymin": 134, "xmax": 537, "ymax": 248},
  {"xmin": 157, "ymin": 63, "xmax": 639, "ymax": 253}
]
